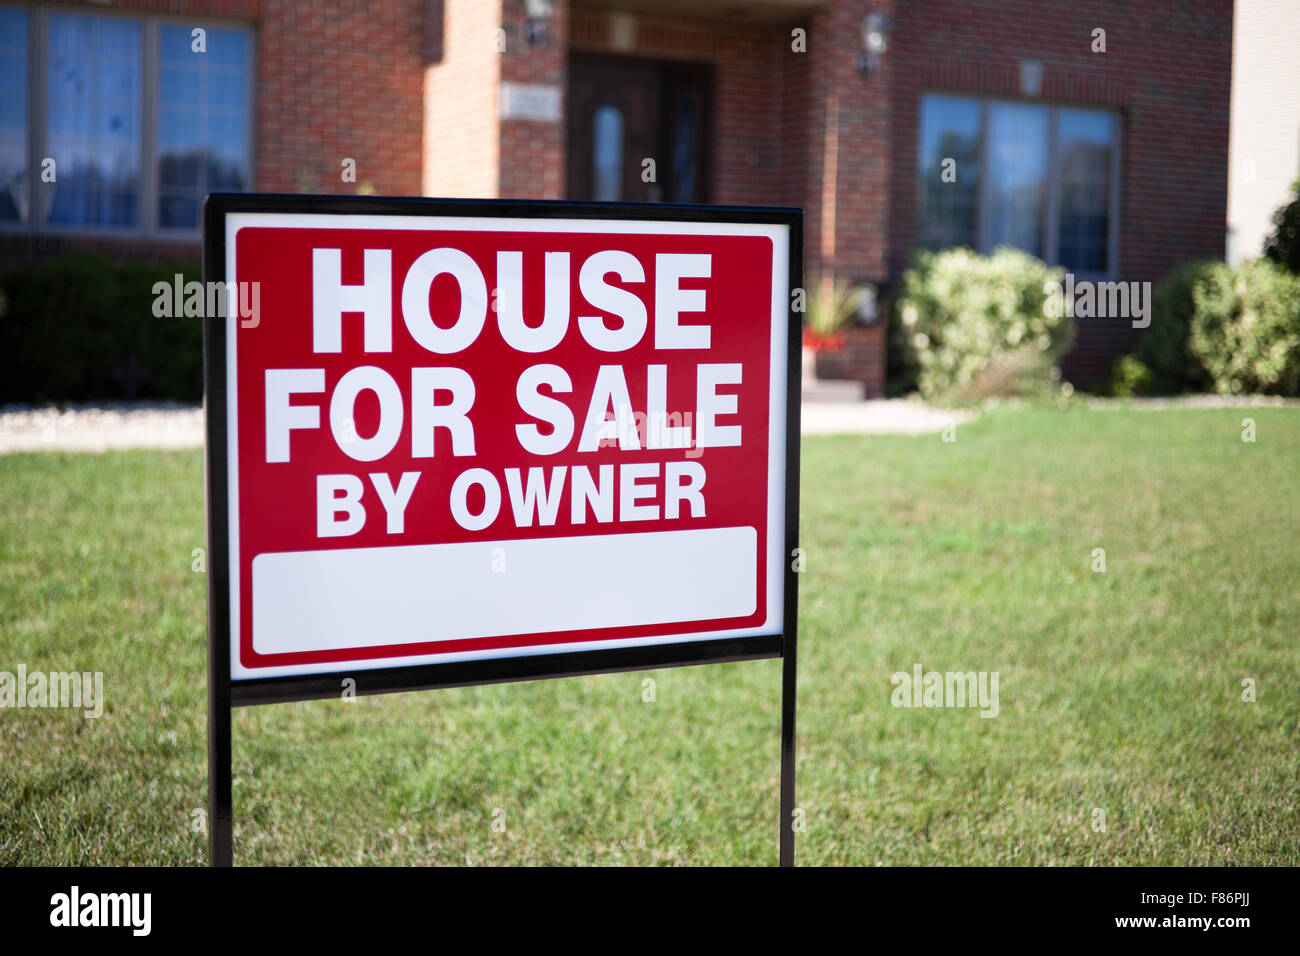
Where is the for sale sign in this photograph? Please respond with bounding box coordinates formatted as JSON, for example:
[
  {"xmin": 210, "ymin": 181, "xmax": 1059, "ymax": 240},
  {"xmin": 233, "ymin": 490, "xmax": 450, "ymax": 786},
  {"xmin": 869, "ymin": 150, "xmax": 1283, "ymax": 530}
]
[{"xmin": 203, "ymin": 196, "xmax": 801, "ymax": 703}]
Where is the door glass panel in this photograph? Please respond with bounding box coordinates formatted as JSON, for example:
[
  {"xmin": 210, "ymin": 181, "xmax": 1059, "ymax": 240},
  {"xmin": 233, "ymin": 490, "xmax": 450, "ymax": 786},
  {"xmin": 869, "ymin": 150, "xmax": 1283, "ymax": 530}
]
[
  {"xmin": 669, "ymin": 88, "xmax": 697, "ymax": 203},
  {"xmin": 593, "ymin": 105, "xmax": 623, "ymax": 202}
]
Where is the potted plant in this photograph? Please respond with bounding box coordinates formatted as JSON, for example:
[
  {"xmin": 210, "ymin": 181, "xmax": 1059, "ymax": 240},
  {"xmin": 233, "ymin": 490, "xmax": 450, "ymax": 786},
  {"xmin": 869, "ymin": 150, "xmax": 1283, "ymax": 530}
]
[{"xmin": 802, "ymin": 274, "xmax": 866, "ymax": 385}]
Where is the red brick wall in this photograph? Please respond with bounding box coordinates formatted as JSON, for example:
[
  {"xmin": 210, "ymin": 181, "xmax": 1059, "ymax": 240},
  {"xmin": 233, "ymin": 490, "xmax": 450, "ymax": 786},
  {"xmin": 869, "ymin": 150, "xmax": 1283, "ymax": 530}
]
[
  {"xmin": 255, "ymin": 0, "xmax": 427, "ymax": 197},
  {"xmin": 888, "ymin": 0, "xmax": 1233, "ymax": 387},
  {"xmin": 804, "ymin": 0, "xmax": 895, "ymax": 286},
  {"xmin": 425, "ymin": 0, "xmax": 503, "ymax": 198},
  {"xmin": 812, "ymin": 326, "xmax": 886, "ymax": 396},
  {"xmin": 569, "ymin": 3, "xmax": 892, "ymax": 394},
  {"xmin": 42, "ymin": 1, "xmax": 260, "ymax": 17},
  {"xmin": 568, "ymin": 7, "xmax": 786, "ymax": 207},
  {"xmin": 779, "ymin": 17, "xmax": 813, "ymax": 218},
  {"xmin": 424, "ymin": 0, "xmax": 572, "ymax": 200},
  {"xmin": 802, "ymin": 1, "xmax": 893, "ymax": 396},
  {"xmin": 498, "ymin": 0, "xmax": 569, "ymax": 200}
]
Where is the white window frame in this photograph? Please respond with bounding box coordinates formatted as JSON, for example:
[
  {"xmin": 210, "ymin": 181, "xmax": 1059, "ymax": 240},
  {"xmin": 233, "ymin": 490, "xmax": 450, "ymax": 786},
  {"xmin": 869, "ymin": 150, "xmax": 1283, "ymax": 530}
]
[
  {"xmin": 0, "ymin": 2, "xmax": 255, "ymax": 240},
  {"xmin": 920, "ymin": 92, "xmax": 1122, "ymax": 281}
]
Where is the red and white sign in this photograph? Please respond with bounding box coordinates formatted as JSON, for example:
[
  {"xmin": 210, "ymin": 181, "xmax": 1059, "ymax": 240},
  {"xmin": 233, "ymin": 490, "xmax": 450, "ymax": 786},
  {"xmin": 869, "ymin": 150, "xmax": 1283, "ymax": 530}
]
[{"xmin": 220, "ymin": 211, "xmax": 791, "ymax": 680}]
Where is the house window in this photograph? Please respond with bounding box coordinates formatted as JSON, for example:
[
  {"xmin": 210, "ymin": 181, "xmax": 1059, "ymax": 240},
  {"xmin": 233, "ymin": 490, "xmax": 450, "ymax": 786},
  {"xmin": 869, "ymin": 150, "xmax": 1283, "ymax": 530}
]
[
  {"xmin": 1057, "ymin": 108, "xmax": 1115, "ymax": 274},
  {"xmin": 987, "ymin": 102, "xmax": 1048, "ymax": 259},
  {"xmin": 0, "ymin": 5, "xmax": 253, "ymax": 236},
  {"xmin": 0, "ymin": 7, "xmax": 27, "ymax": 223},
  {"xmin": 919, "ymin": 93, "xmax": 1119, "ymax": 276},
  {"xmin": 47, "ymin": 13, "xmax": 142, "ymax": 228},
  {"xmin": 918, "ymin": 95, "xmax": 980, "ymax": 249},
  {"xmin": 157, "ymin": 24, "xmax": 250, "ymax": 229}
]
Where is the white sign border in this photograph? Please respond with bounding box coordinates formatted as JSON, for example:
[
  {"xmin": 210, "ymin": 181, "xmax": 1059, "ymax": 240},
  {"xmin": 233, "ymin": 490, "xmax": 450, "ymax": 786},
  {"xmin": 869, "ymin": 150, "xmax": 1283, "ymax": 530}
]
[{"xmin": 224, "ymin": 211, "xmax": 790, "ymax": 681}]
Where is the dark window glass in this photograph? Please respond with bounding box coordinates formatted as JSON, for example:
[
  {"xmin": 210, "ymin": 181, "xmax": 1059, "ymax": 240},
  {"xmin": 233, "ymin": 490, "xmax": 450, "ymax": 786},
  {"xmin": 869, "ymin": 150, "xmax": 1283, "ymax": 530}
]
[
  {"xmin": 0, "ymin": 8, "xmax": 27, "ymax": 223},
  {"xmin": 918, "ymin": 95, "xmax": 981, "ymax": 249},
  {"xmin": 157, "ymin": 24, "xmax": 250, "ymax": 229},
  {"xmin": 1057, "ymin": 109, "xmax": 1115, "ymax": 274},
  {"xmin": 669, "ymin": 87, "xmax": 697, "ymax": 203},
  {"xmin": 592, "ymin": 105, "xmax": 623, "ymax": 202},
  {"xmin": 988, "ymin": 102, "xmax": 1048, "ymax": 258}
]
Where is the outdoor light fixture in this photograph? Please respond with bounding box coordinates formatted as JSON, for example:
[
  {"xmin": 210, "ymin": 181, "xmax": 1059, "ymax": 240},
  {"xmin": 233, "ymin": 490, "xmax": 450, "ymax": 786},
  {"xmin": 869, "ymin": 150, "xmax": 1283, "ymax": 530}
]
[
  {"xmin": 857, "ymin": 283, "xmax": 880, "ymax": 325},
  {"xmin": 858, "ymin": 11, "xmax": 892, "ymax": 77},
  {"xmin": 525, "ymin": 0, "xmax": 554, "ymax": 46}
]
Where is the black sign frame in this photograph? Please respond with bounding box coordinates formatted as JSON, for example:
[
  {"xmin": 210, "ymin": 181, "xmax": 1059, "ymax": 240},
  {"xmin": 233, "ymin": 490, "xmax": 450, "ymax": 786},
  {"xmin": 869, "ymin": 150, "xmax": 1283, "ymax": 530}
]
[{"xmin": 203, "ymin": 193, "xmax": 803, "ymax": 866}]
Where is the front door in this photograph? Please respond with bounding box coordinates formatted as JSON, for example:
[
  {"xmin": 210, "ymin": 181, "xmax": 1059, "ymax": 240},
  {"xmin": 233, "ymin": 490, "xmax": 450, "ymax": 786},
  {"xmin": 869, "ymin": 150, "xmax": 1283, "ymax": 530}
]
[{"xmin": 567, "ymin": 54, "xmax": 711, "ymax": 204}]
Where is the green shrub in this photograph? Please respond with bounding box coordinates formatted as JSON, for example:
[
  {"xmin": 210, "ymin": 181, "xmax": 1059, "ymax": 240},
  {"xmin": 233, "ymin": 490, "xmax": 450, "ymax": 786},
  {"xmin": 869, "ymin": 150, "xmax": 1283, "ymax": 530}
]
[
  {"xmin": 1109, "ymin": 354, "xmax": 1153, "ymax": 398},
  {"xmin": 1263, "ymin": 178, "xmax": 1300, "ymax": 274},
  {"xmin": 1188, "ymin": 258, "xmax": 1300, "ymax": 396},
  {"xmin": 0, "ymin": 254, "xmax": 201, "ymax": 403},
  {"xmin": 1137, "ymin": 261, "xmax": 1216, "ymax": 395},
  {"xmin": 894, "ymin": 247, "xmax": 1071, "ymax": 402}
]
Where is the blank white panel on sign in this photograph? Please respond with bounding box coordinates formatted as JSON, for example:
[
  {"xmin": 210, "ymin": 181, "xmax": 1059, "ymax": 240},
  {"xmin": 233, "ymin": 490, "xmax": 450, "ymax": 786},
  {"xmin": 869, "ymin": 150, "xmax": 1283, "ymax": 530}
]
[{"xmin": 251, "ymin": 526, "xmax": 758, "ymax": 655}]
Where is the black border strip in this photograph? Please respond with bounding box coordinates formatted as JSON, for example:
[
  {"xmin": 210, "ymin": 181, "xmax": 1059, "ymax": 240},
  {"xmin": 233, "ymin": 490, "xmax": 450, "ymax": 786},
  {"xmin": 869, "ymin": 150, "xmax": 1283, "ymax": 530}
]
[
  {"xmin": 231, "ymin": 635, "xmax": 783, "ymax": 707},
  {"xmin": 202, "ymin": 193, "xmax": 802, "ymax": 709},
  {"xmin": 202, "ymin": 195, "xmax": 233, "ymax": 865}
]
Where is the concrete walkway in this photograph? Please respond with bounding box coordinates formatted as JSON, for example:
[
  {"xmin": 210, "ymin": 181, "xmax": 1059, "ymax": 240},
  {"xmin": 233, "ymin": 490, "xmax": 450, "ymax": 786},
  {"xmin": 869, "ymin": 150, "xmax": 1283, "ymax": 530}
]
[{"xmin": 801, "ymin": 393, "xmax": 975, "ymax": 436}]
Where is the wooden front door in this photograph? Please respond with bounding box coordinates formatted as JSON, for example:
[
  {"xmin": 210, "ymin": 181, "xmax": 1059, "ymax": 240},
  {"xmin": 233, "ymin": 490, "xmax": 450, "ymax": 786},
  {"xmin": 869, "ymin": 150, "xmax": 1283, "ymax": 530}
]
[{"xmin": 567, "ymin": 54, "xmax": 711, "ymax": 204}]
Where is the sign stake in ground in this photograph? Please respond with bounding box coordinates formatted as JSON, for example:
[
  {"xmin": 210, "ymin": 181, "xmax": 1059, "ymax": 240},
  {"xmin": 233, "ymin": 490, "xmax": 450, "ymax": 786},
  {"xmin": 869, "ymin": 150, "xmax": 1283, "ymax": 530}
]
[{"xmin": 203, "ymin": 194, "xmax": 803, "ymax": 866}]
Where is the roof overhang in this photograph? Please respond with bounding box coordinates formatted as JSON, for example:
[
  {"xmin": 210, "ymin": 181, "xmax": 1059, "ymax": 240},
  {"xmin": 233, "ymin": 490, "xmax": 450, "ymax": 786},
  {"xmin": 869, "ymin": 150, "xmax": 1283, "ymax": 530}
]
[{"xmin": 571, "ymin": 0, "xmax": 827, "ymax": 26}]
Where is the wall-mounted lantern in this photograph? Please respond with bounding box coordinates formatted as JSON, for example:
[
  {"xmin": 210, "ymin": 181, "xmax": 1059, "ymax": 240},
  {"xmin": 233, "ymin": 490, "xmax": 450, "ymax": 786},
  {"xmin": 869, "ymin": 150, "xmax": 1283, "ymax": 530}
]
[
  {"xmin": 525, "ymin": 0, "xmax": 554, "ymax": 46},
  {"xmin": 856, "ymin": 283, "xmax": 880, "ymax": 325},
  {"xmin": 857, "ymin": 11, "xmax": 892, "ymax": 77}
]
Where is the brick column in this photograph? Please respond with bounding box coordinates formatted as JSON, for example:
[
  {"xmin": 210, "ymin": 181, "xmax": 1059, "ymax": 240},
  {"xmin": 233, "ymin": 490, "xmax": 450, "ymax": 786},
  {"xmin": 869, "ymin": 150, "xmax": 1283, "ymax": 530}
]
[
  {"xmin": 424, "ymin": 0, "xmax": 504, "ymax": 198},
  {"xmin": 801, "ymin": 0, "xmax": 894, "ymax": 397},
  {"xmin": 498, "ymin": 0, "xmax": 569, "ymax": 200},
  {"xmin": 423, "ymin": 0, "xmax": 568, "ymax": 200}
]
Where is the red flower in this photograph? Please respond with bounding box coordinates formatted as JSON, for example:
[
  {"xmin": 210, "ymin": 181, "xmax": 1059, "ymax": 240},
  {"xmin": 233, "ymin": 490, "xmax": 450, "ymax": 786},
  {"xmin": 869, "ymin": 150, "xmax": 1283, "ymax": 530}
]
[{"xmin": 802, "ymin": 328, "xmax": 847, "ymax": 352}]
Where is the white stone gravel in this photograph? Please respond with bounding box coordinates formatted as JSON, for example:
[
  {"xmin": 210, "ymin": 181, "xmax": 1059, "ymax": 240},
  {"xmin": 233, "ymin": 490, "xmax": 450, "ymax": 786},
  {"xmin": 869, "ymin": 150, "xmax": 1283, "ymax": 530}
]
[
  {"xmin": 0, "ymin": 396, "xmax": 973, "ymax": 452},
  {"xmin": 0, "ymin": 403, "xmax": 206, "ymax": 453},
  {"xmin": 800, "ymin": 397, "xmax": 977, "ymax": 435},
  {"xmin": 1084, "ymin": 394, "xmax": 1300, "ymax": 410},
  {"xmin": 4, "ymin": 392, "xmax": 1288, "ymax": 454}
]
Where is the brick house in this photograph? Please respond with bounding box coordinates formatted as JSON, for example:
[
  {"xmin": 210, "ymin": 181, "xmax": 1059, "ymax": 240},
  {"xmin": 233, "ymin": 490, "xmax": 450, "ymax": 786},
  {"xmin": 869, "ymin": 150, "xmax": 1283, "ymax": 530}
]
[{"xmin": 0, "ymin": 0, "xmax": 1232, "ymax": 393}]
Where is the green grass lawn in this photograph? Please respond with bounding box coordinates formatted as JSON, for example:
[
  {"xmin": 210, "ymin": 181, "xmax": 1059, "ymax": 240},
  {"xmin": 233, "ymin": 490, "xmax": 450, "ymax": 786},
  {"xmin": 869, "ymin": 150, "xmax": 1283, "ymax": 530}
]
[{"xmin": 1, "ymin": 405, "xmax": 1297, "ymax": 865}]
